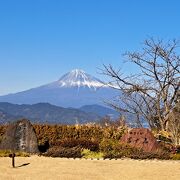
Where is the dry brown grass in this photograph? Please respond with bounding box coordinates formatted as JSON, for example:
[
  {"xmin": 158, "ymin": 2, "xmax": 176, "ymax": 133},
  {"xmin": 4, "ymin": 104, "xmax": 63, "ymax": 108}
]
[{"xmin": 0, "ymin": 156, "xmax": 180, "ymax": 180}]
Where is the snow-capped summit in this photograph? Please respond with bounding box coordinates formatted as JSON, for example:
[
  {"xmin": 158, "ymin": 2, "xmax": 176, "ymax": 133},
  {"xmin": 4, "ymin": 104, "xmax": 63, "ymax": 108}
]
[
  {"xmin": 0, "ymin": 69, "xmax": 118, "ymax": 107},
  {"xmin": 57, "ymin": 69, "xmax": 104, "ymax": 89}
]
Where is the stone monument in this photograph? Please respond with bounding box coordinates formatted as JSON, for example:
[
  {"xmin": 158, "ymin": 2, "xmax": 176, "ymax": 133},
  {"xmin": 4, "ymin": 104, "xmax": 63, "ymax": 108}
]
[
  {"xmin": 120, "ymin": 128, "xmax": 159, "ymax": 152},
  {"xmin": 0, "ymin": 119, "xmax": 39, "ymax": 153}
]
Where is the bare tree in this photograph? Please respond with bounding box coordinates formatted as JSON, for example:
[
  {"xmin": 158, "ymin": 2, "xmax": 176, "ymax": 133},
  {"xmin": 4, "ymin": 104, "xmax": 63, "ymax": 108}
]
[
  {"xmin": 167, "ymin": 92, "xmax": 180, "ymax": 145},
  {"xmin": 102, "ymin": 38, "xmax": 180, "ymax": 138}
]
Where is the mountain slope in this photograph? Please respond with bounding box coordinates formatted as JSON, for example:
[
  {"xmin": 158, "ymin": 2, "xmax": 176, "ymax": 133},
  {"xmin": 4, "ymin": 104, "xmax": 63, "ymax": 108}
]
[
  {"xmin": 0, "ymin": 109, "xmax": 20, "ymax": 124},
  {"xmin": 0, "ymin": 102, "xmax": 101, "ymax": 124},
  {"xmin": 79, "ymin": 104, "xmax": 120, "ymax": 119},
  {"xmin": 0, "ymin": 69, "xmax": 119, "ymax": 107}
]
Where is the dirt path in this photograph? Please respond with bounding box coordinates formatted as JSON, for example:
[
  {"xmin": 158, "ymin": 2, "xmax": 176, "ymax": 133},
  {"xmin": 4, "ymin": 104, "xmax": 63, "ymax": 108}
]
[{"xmin": 0, "ymin": 156, "xmax": 179, "ymax": 180}]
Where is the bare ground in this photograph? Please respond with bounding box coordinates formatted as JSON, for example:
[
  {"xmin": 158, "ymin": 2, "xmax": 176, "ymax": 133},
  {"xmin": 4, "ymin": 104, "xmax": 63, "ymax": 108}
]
[{"xmin": 0, "ymin": 156, "xmax": 180, "ymax": 180}]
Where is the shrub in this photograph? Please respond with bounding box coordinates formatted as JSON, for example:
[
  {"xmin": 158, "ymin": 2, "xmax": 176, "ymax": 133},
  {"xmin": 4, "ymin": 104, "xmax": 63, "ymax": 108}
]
[
  {"xmin": 100, "ymin": 139, "xmax": 171, "ymax": 159},
  {"xmin": 55, "ymin": 138, "xmax": 99, "ymax": 151},
  {"xmin": 0, "ymin": 125, "xmax": 7, "ymax": 144},
  {"xmin": 100, "ymin": 139, "xmax": 120, "ymax": 152},
  {"xmin": 33, "ymin": 124, "xmax": 126, "ymax": 147},
  {"xmin": 130, "ymin": 151, "xmax": 171, "ymax": 160},
  {"xmin": 0, "ymin": 150, "xmax": 30, "ymax": 157},
  {"xmin": 171, "ymin": 153, "xmax": 180, "ymax": 160},
  {"xmin": 0, "ymin": 136, "xmax": 3, "ymax": 144},
  {"xmin": 0, "ymin": 125, "xmax": 7, "ymax": 136},
  {"xmin": 44, "ymin": 146, "xmax": 82, "ymax": 158},
  {"xmin": 81, "ymin": 149, "xmax": 104, "ymax": 159},
  {"xmin": 101, "ymin": 141, "xmax": 141, "ymax": 159}
]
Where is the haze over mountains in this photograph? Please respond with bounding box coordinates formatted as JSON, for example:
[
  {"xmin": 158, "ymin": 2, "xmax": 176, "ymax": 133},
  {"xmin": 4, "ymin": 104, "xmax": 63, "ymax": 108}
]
[
  {"xmin": 0, "ymin": 69, "xmax": 120, "ymax": 124},
  {"xmin": 0, "ymin": 102, "xmax": 100, "ymax": 124},
  {"xmin": 0, "ymin": 69, "xmax": 118, "ymax": 108},
  {"xmin": 0, "ymin": 102, "xmax": 119, "ymax": 124}
]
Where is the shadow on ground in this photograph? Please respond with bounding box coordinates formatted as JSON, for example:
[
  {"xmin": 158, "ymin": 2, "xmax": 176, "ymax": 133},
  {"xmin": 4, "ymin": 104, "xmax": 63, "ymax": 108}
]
[{"xmin": 16, "ymin": 163, "xmax": 30, "ymax": 168}]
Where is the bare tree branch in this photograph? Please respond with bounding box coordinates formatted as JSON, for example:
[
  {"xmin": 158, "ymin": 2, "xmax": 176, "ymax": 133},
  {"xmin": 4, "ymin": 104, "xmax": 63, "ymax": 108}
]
[{"xmin": 102, "ymin": 38, "xmax": 180, "ymax": 143}]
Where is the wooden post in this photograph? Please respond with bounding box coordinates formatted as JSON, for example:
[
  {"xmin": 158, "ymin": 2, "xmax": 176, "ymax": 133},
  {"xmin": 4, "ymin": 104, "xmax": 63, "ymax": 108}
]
[
  {"xmin": 9, "ymin": 153, "xmax": 16, "ymax": 168},
  {"xmin": 12, "ymin": 153, "xmax": 15, "ymax": 168}
]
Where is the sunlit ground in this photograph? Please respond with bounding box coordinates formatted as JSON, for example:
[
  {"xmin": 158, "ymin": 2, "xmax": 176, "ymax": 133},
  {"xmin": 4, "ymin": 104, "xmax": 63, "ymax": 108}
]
[{"xmin": 0, "ymin": 156, "xmax": 180, "ymax": 180}]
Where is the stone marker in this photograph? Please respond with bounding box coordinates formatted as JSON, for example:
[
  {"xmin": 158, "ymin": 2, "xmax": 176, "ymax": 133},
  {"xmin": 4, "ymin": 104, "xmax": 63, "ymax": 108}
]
[
  {"xmin": 120, "ymin": 128, "xmax": 159, "ymax": 152},
  {"xmin": 0, "ymin": 119, "xmax": 39, "ymax": 153}
]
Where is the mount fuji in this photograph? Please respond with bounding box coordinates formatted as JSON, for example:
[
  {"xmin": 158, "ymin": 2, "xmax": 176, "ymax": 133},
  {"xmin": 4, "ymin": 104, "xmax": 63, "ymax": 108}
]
[{"xmin": 0, "ymin": 69, "xmax": 119, "ymax": 108}]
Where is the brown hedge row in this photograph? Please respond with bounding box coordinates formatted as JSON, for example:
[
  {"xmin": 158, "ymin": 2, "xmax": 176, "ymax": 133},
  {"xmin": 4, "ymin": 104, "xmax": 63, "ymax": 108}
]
[
  {"xmin": 0, "ymin": 124, "xmax": 126, "ymax": 147},
  {"xmin": 33, "ymin": 124, "xmax": 126, "ymax": 147}
]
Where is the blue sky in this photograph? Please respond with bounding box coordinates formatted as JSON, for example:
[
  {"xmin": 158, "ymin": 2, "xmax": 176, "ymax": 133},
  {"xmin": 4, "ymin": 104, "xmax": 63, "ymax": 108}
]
[{"xmin": 0, "ymin": 0, "xmax": 180, "ymax": 95}]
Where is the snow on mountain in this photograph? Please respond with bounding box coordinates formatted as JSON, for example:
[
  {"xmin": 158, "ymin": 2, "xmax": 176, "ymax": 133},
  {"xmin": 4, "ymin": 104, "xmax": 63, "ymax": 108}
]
[
  {"xmin": 57, "ymin": 69, "xmax": 104, "ymax": 89},
  {"xmin": 0, "ymin": 69, "xmax": 119, "ymax": 107}
]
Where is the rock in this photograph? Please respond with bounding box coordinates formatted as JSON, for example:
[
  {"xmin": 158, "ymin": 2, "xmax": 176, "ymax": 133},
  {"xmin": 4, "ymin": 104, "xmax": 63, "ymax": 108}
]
[
  {"xmin": 0, "ymin": 119, "xmax": 39, "ymax": 153},
  {"xmin": 120, "ymin": 128, "xmax": 159, "ymax": 152}
]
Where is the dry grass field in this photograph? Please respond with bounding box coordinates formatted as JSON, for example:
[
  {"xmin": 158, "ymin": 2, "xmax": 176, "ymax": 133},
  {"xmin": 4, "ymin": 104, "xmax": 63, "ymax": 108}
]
[{"xmin": 0, "ymin": 156, "xmax": 180, "ymax": 180}]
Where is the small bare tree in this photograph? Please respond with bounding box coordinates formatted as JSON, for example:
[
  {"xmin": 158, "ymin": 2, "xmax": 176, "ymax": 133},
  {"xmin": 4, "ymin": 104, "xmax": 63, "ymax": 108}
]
[{"xmin": 102, "ymin": 38, "xmax": 180, "ymax": 144}]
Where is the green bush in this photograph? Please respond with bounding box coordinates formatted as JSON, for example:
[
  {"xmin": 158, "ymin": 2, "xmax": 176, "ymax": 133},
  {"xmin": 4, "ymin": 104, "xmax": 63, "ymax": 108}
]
[
  {"xmin": 100, "ymin": 139, "xmax": 120, "ymax": 152},
  {"xmin": 81, "ymin": 149, "xmax": 104, "ymax": 159},
  {"xmin": 100, "ymin": 140, "xmax": 140, "ymax": 159},
  {"xmin": 44, "ymin": 146, "xmax": 82, "ymax": 158},
  {"xmin": 171, "ymin": 153, "xmax": 180, "ymax": 160}
]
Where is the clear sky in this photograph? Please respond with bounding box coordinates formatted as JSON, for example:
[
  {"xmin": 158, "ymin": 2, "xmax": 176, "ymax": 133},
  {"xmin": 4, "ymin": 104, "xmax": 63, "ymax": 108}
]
[{"xmin": 0, "ymin": 0, "xmax": 180, "ymax": 95}]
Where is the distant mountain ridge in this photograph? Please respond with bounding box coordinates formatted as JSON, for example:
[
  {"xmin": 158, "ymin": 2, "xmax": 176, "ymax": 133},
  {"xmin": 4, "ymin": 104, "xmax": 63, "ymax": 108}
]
[
  {"xmin": 0, "ymin": 69, "xmax": 119, "ymax": 107},
  {"xmin": 0, "ymin": 102, "xmax": 120, "ymax": 124},
  {"xmin": 0, "ymin": 102, "xmax": 101, "ymax": 124},
  {"xmin": 80, "ymin": 104, "xmax": 119, "ymax": 119},
  {"xmin": 0, "ymin": 109, "xmax": 20, "ymax": 124}
]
